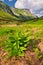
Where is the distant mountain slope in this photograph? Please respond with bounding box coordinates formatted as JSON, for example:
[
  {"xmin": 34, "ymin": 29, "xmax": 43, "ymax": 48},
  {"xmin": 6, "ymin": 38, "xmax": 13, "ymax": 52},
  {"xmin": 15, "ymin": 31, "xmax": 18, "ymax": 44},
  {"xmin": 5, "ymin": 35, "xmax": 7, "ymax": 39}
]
[
  {"xmin": 0, "ymin": 1, "xmax": 18, "ymax": 22},
  {"xmin": 12, "ymin": 8, "xmax": 37, "ymax": 18},
  {"xmin": 0, "ymin": 10, "xmax": 16, "ymax": 21},
  {"xmin": 0, "ymin": 1, "xmax": 14, "ymax": 16},
  {"xmin": 0, "ymin": 1, "xmax": 37, "ymax": 23},
  {"xmin": 12, "ymin": 8, "xmax": 37, "ymax": 21}
]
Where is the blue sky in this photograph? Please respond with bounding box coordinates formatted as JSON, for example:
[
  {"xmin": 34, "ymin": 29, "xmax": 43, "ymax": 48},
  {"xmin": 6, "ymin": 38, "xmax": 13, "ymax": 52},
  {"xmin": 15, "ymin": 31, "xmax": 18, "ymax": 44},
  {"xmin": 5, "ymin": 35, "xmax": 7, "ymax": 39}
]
[
  {"xmin": 0, "ymin": 0, "xmax": 43, "ymax": 17},
  {"xmin": 0, "ymin": 0, "xmax": 17, "ymax": 7},
  {"xmin": 4, "ymin": 0, "xmax": 16, "ymax": 7}
]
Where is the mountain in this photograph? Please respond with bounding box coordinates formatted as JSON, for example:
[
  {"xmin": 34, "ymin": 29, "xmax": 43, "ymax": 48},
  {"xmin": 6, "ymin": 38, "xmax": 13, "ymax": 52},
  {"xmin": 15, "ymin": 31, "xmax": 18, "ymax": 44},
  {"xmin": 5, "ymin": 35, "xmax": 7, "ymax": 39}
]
[
  {"xmin": 0, "ymin": 1, "xmax": 18, "ymax": 23},
  {"xmin": 0, "ymin": 1, "xmax": 14, "ymax": 16},
  {"xmin": 0, "ymin": 1, "xmax": 37, "ymax": 23},
  {"xmin": 12, "ymin": 8, "xmax": 37, "ymax": 21}
]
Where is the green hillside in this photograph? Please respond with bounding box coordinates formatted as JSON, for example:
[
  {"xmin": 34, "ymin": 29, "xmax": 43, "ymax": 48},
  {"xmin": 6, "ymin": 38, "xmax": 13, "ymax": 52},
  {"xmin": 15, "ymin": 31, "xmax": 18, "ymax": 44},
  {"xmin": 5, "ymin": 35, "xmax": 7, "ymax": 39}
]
[
  {"xmin": 0, "ymin": 10, "xmax": 19, "ymax": 24},
  {"xmin": 0, "ymin": 1, "xmax": 43, "ymax": 65},
  {"xmin": 12, "ymin": 8, "xmax": 37, "ymax": 18},
  {"xmin": 0, "ymin": 1, "xmax": 37, "ymax": 24},
  {"xmin": 12, "ymin": 8, "xmax": 37, "ymax": 21},
  {"xmin": 0, "ymin": 1, "xmax": 14, "ymax": 16},
  {"xmin": 0, "ymin": 10, "xmax": 17, "ymax": 20}
]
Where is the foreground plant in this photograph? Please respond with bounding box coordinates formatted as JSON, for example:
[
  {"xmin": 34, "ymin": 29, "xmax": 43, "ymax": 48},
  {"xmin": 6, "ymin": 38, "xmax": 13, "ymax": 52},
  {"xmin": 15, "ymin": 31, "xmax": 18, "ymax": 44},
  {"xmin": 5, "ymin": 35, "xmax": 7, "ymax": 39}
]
[{"xmin": 4, "ymin": 31, "xmax": 32, "ymax": 57}]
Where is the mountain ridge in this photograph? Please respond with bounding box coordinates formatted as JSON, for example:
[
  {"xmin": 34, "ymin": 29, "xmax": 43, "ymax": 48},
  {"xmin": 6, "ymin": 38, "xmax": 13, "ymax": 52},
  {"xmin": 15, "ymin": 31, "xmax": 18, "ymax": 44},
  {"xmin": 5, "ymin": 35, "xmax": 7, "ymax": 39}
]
[
  {"xmin": 0, "ymin": 1, "xmax": 14, "ymax": 16},
  {"xmin": 0, "ymin": 1, "xmax": 37, "ymax": 23}
]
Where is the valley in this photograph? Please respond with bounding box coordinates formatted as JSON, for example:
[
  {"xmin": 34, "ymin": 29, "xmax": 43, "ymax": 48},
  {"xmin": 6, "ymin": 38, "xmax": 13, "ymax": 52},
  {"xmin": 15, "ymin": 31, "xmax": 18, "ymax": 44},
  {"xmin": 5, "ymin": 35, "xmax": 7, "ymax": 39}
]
[{"xmin": 0, "ymin": 1, "xmax": 43, "ymax": 65}]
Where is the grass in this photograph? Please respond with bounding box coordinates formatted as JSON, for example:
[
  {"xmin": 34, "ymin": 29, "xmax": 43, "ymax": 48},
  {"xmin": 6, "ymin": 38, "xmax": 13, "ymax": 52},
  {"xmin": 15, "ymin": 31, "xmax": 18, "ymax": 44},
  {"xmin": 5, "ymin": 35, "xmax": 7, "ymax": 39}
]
[
  {"xmin": 0, "ymin": 8, "xmax": 37, "ymax": 24},
  {"xmin": 0, "ymin": 10, "xmax": 20, "ymax": 23},
  {"xmin": 0, "ymin": 19, "xmax": 43, "ymax": 58}
]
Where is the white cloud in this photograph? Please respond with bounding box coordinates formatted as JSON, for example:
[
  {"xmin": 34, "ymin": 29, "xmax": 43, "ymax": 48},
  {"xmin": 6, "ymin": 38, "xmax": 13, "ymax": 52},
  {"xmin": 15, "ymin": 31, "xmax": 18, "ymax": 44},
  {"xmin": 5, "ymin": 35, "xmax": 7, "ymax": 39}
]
[{"xmin": 15, "ymin": 0, "xmax": 43, "ymax": 16}]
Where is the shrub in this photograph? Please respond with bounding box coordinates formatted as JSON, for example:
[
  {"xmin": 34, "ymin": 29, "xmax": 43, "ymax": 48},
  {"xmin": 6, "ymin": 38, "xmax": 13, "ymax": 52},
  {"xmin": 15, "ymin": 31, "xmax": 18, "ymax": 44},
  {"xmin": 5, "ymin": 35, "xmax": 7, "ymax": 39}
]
[{"xmin": 4, "ymin": 31, "xmax": 32, "ymax": 57}]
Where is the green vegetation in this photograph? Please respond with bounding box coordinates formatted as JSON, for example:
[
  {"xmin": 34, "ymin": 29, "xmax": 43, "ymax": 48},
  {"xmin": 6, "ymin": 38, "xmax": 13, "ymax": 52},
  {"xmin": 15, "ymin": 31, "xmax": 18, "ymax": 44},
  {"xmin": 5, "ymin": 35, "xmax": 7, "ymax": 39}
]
[
  {"xmin": 0, "ymin": 0, "xmax": 43, "ymax": 60},
  {"xmin": 0, "ymin": 1, "xmax": 37, "ymax": 24},
  {"xmin": 4, "ymin": 31, "xmax": 32, "ymax": 57},
  {"xmin": 12, "ymin": 8, "xmax": 37, "ymax": 21},
  {"xmin": 0, "ymin": 2, "xmax": 43, "ymax": 65},
  {"xmin": 0, "ymin": 27, "xmax": 32, "ymax": 57},
  {"xmin": 0, "ymin": 10, "xmax": 16, "ymax": 20},
  {"xmin": 0, "ymin": 20, "xmax": 43, "ymax": 59}
]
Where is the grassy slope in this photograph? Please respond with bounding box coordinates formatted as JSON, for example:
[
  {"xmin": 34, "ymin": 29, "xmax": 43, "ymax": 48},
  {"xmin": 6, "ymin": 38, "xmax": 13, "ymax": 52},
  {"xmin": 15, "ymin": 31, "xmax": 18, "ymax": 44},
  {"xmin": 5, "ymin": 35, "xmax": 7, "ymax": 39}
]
[
  {"xmin": 0, "ymin": 1, "xmax": 38, "ymax": 24},
  {"xmin": 12, "ymin": 8, "xmax": 36, "ymax": 17},
  {"xmin": 0, "ymin": 2, "xmax": 43, "ymax": 65},
  {"xmin": 0, "ymin": 9, "xmax": 38, "ymax": 24},
  {"xmin": 0, "ymin": 1, "xmax": 14, "ymax": 16},
  {"xmin": 0, "ymin": 10, "xmax": 19, "ymax": 19},
  {"xmin": 0, "ymin": 10, "xmax": 20, "ymax": 24},
  {"xmin": 12, "ymin": 8, "xmax": 37, "ymax": 20},
  {"xmin": 0, "ymin": 19, "xmax": 43, "ymax": 38},
  {"xmin": 0, "ymin": 8, "xmax": 37, "ymax": 23},
  {"xmin": 0, "ymin": 1, "xmax": 37, "ymax": 23},
  {"xmin": 0, "ymin": 19, "xmax": 43, "ymax": 65}
]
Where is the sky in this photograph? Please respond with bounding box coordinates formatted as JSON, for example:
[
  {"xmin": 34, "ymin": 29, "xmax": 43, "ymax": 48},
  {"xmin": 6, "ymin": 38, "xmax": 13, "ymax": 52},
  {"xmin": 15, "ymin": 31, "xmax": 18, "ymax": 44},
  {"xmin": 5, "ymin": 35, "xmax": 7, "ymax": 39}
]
[
  {"xmin": 0, "ymin": 0, "xmax": 17, "ymax": 7},
  {"xmin": 0, "ymin": 0, "xmax": 43, "ymax": 17}
]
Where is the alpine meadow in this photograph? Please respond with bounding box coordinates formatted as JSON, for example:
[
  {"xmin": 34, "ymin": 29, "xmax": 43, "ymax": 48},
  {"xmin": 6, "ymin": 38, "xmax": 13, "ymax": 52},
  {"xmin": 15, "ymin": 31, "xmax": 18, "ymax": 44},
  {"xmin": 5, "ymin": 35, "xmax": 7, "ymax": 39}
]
[{"xmin": 0, "ymin": 1, "xmax": 43, "ymax": 65}]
